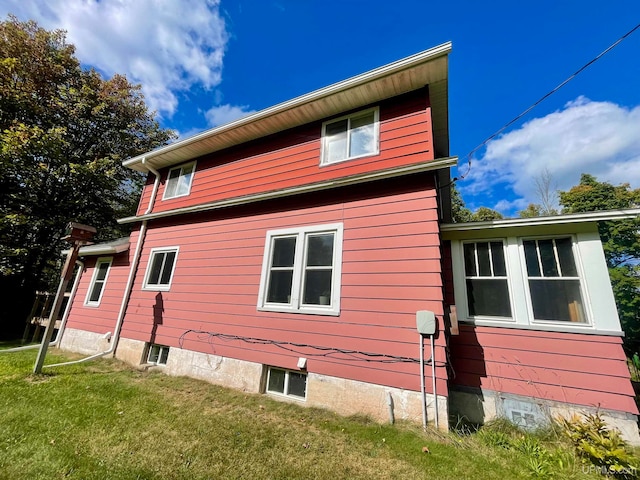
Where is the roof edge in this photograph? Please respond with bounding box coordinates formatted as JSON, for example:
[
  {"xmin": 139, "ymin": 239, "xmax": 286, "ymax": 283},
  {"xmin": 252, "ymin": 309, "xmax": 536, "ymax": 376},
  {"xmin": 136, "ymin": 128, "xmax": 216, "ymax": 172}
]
[{"xmin": 124, "ymin": 42, "xmax": 452, "ymax": 172}]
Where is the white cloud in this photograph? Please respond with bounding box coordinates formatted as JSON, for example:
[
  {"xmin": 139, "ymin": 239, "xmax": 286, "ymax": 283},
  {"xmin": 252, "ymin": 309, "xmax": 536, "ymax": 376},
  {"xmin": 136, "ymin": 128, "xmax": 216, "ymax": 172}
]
[
  {"xmin": 2, "ymin": 0, "xmax": 228, "ymax": 116},
  {"xmin": 465, "ymin": 97, "xmax": 640, "ymax": 211},
  {"xmin": 204, "ymin": 104, "xmax": 255, "ymax": 127}
]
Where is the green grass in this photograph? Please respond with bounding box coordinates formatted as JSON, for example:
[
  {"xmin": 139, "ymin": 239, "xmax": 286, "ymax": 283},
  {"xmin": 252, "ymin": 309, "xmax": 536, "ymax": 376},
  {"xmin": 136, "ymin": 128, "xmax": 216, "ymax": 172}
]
[{"xmin": 0, "ymin": 350, "xmax": 608, "ymax": 479}]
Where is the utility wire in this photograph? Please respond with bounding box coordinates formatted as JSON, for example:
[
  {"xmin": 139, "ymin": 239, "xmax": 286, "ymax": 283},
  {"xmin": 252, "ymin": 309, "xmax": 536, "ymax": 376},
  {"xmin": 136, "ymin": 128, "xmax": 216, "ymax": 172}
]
[{"xmin": 452, "ymin": 21, "xmax": 640, "ymax": 184}]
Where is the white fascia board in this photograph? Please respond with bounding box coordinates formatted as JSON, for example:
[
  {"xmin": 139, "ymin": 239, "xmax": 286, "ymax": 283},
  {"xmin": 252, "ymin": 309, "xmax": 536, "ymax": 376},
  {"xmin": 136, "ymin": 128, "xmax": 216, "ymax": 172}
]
[
  {"xmin": 441, "ymin": 209, "xmax": 640, "ymax": 237},
  {"xmin": 124, "ymin": 42, "xmax": 452, "ymax": 173},
  {"xmin": 119, "ymin": 156, "xmax": 457, "ymax": 224},
  {"xmin": 61, "ymin": 239, "xmax": 130, "ymax": 256}
]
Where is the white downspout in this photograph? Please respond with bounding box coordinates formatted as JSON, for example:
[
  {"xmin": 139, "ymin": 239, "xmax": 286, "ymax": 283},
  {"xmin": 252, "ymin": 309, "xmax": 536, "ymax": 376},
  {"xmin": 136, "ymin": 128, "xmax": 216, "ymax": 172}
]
[{"xmin": 44, "ymin": 158, "xmax": 160, "ymax": 368}]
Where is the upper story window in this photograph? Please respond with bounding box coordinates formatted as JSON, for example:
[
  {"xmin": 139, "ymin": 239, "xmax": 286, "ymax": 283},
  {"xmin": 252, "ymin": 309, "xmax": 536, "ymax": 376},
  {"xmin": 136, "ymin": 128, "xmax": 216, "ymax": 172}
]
[
  {"xmin": 258, "ymin": 223, "xmax": 343, "ymax": 316},
  {"xmin": 84, "ymin": 257, "xmax": 112, "ymax": 306},
  {"xmin": 321, "ymin": 108, "xmax": 379, "ymax": 165},
  {"xmin": 143, "ymin": 247, "xmax": 179, "ymax": 291},
  {"xmin": 163, "ymin": 162, "xmax": 196, "ymax": 200}
]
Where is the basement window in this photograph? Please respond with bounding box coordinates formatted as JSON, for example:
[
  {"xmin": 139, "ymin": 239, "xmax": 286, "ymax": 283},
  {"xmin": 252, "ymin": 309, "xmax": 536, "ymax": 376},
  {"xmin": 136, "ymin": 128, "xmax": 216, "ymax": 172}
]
[
  {"xmin": 266, "ymin": 367, "xmax": 307, "ymax": 400},
  {"xmin": 147, "ymin": 344, "xmax": 169, "ymax": 365}
]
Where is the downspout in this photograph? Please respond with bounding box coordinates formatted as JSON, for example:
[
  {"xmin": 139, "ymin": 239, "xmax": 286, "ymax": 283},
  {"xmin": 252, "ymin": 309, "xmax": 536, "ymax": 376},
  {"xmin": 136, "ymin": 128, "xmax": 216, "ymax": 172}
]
[
  {"xmin": 45, "ymin": 158, "xmax": 160, "ymax": 368},
  {"xmin": 1, "ymin": 260, "xmax": 84, "ymax": 354}
]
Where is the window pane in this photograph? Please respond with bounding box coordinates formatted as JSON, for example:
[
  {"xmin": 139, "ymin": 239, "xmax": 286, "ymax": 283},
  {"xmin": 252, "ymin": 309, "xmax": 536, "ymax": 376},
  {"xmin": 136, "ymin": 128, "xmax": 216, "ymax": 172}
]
[
  {"xmin": 147, "ymin": 252, "xmax": 165, "ymax": 285},
  {"xmin": 306, "ymin": 234, "xmax": 334, "ymax": 266},
  {"xmin": 165, "ymin": 169, "xmax": 180, "ymax": 198},
  {"xmin": 148, "ymin": 345, "xmax": 160, "ymax": 363},
  {"xmin": 529, "ymin": 279, "xmax": 585, "ymax": 322},
  {"xmin": 159, "ymin": 346, "xmax": 169, "ymax": 365},
  {"xmin": 466, "ymin": 279, "xmax": 511, "ymax": 317},
  {"xmin": 287, "ymin": 372, "xmax": 307, "ymax": 398},
  {"xmin": 523, "ymin": 240, "xmax": 540, "ymax": 277},
  {"xmin": 268, "ymin": 368, "xmax": 286, "ymax": 393},
  {"xmin": 349, "ymin": 113, "xmax": 375, "ymax": 157},
  {"xmin": 271, "ymin": 237, "xmax": 296, "ymax": 267},
  {"xmin": 267, "ymin": 271, "xmax": 293, "ymax": 303},
  {"xmin": 538, "ymin": 239, "xmax": 558, "ymax": 277},
  {"xmin": 89, "ymin": 282, "xmax": 104, "ymax": 303},
  {"xmin": 325, "ymin": 119, "xmax": 348, "ymax": 163},
  {"xmin": 463, "ymin": 243, "xmax": 477, "ymax": 276},
  {"xmin": 159, "ymin": 251, "xmax": 176, "ymax": 284},
  {"xmin": 476, "ymin": 242, "xmax": 491, "ymax": 276},
  {"xmin": 176, "ymin": 169, "xmax": 192, "ymax": 196},
  {"xmin": 96, "ymin": 262, "xmax": 109, "ymax": 281},
  {"xmin": 303, "ymin": 270, "xmax": 332, "ymax": 305},
  {"xmin": 490, "ymin": 242, "xmax": 506, "ymax": 276},
  {"xmin": 556, "ymin": 238, "xmax": 577, "ymax": 276}
]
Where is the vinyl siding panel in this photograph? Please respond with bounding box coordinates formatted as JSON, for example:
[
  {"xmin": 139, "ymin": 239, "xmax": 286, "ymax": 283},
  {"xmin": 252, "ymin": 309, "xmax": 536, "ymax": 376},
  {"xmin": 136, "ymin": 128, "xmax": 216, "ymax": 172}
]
[
  {"xmin": 450, "ymin": 324, "xmax": 638, "ymax": 414},
  {"xmin": 138, "ymin": 89, "xmax": 435, "ymax": 216},
  {"xmin": 125, "ymin": 175, "xmax": 448, "ymax": 395}
]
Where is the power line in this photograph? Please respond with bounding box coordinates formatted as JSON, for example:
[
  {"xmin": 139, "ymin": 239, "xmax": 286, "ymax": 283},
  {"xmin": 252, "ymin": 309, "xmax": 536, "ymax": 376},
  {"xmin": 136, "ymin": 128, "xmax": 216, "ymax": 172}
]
[{"xmin": 453, "ymin": 21, "xmax": 640, "ymax": 184}]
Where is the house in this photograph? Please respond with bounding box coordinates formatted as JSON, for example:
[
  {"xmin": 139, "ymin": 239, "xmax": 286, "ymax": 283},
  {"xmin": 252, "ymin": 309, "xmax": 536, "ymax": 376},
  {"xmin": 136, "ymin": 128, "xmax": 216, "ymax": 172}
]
[{"xmin": 57, "ymin": 42, "xmax": 640, "ymax": 443}]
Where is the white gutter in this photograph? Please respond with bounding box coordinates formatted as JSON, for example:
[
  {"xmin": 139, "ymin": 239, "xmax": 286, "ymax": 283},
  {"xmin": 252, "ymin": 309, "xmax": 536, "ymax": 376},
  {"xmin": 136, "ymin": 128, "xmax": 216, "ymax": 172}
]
[{"xmin": 44, "ymin": 159, "xmax": 161, "ymax": 368}]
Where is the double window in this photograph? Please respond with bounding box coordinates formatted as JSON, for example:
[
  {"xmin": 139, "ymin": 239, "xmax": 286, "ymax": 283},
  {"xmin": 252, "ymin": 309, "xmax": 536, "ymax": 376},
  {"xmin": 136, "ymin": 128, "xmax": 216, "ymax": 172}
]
[
  {"xmin": 147, "ymin": 344, "xmax": 170, "ymax": 365},
  {"xmin": 258, "ymin": 223, "xmax": 343, "ymax": 315},
  {"xmin": 143, "ymin": 247, "xmax": 179, "ymax": 291},
  {"xmin": 321, "ymin": 108, "xmax": 379, "ymax": 165},
  {"xmin": 454, "ymin": 236, "xmax": 591, "ymax": 329},
  {"xmin": 163, "ymin": 162, "xmax": 196, "ymax": 200},
  {"xmin": 266, "ymin": 367, "xmax": 307, "ymax": 400},
  {"xmin": 84, "ymin": 257, "xmax": 112, "ymax": 306}
]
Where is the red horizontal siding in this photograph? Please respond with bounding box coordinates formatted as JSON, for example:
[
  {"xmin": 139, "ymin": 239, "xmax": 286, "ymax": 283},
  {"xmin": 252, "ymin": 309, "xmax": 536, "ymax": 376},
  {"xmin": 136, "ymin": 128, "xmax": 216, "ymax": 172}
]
[
  {"xmin": 450, "ymin": 324, "xmax": 637, "ymax": 415},
  {"xmin": 122, "ymin": 175, "xmax": 448, "ymax": 394},
  {"xmin": 138, "ymin": 89, "xmax": 435, "ymax": 216}
]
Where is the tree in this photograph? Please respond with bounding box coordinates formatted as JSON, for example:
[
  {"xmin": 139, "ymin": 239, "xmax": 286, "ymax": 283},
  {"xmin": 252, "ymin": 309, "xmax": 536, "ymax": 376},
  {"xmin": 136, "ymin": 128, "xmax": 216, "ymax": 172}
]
[
  {"xmin": 450, "ymin": 184, "xmax": 503, "ymax": 222},
  {"xmin": 518, "ymin": 203, "xmax": 543, "ymax": 218},
  {"xmin": 559, "ymin": 173, "xmax": 640, "ymax": 352},
  {"xmin": 0, "ymin": 16, "xmax": 175, "ymax": 338},
  {"xmin": 471, "ymin": 207, "xmax": 503, "ymax": 222}
]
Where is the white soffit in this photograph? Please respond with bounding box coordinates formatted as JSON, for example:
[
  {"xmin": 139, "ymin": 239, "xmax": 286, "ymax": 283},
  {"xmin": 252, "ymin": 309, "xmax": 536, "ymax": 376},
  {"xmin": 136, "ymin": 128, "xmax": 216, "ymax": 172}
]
[{"xmin": 124, "ymin": 42, "xmax": 452, "ymax": 172}]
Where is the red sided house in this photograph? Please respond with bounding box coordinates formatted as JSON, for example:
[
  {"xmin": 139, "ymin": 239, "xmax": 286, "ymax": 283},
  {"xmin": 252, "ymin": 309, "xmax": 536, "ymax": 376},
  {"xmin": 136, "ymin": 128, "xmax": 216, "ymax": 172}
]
[{"xmin": 58, "ymin": 42, "xmax": 640, "ymax": 442}]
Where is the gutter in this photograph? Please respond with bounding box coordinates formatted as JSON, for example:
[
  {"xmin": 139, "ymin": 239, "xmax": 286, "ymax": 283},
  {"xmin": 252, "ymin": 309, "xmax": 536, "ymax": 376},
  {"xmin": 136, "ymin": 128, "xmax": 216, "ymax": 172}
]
[{"xmin": 44, "ymin": 158, "xmax": 161, "ymax": 368}]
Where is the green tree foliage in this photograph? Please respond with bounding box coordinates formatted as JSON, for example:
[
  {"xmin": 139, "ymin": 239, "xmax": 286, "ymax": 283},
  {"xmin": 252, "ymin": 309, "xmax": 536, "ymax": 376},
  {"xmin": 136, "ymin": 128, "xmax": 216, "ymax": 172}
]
[
  {"xmin": 559, "ymin": 173, "xmax": 640, "ymax": 352},
  {"xmin": 0, "ymin": 16, "xmax": 175, "ymax": 336},
  {"xmin": 518, "ymin": 203, "xmax": 543, "ymax": 218},
  {"xmin": 450, "ymin": 184, "xmax": 504, "ymax": 222}
]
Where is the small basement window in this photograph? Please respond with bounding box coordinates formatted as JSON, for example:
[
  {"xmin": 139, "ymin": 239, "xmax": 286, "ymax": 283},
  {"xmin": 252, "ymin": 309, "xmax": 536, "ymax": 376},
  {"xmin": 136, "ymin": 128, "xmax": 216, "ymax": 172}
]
[
  {"xmin": 266, "ymin": 367, "xmax": 307, "ymax": 400},
  {"xmin": 147, "ymin": 344, "xmax": 169, "ymax": 365}
]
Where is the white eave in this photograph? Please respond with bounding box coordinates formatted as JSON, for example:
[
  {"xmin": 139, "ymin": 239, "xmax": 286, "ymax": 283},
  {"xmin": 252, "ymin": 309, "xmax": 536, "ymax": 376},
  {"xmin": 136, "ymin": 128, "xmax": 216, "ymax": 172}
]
[
  {"xmin": 61, "ymin": 237, "xmax": 130, "ymax": 256},
  {"xmin": 441, "ymin": 209, "xmax": 640, "ymax": 239},
  {"xmin": 124, "ymin": 42, "xmax": 451, "ymax": 173}
]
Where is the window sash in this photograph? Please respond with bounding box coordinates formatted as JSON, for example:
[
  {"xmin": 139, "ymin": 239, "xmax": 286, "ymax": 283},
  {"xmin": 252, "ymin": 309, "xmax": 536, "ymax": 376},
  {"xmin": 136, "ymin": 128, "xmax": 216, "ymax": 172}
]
[
  {"xmin": 266, "ymin": 367, "xmax": 307, "ymax": 399},
  {"xmin": 463, "ymin": 241, "xmax": 512, "ymax": 318},
  {"xmin": 85, "ymin": 258, "xmax": 112, "ymax": 306},
  {"xmin": 259, "ymin": 224, "xmax": 343, "ymax": 315},
  {"xmin": 322, "ymin": 108, "xmax": 378, "ymax": 165},
  {"xmin": 163, "ymin": 163, "xmax": 195, "ymax": 199},
  {"xmin": 143, "ymin": 248, "xmax": 179, "ymax": 290}
]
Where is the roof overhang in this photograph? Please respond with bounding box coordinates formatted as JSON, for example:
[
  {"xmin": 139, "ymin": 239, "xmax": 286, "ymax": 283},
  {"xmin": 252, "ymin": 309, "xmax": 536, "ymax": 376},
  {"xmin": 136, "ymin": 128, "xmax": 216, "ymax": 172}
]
[
  {"xmin": 61, "ymin": 237, "xmax": 130, "ymax": 256},
  {"xmin": 441, "ymin": 209, "xmax": 640, "ymax": 240},
  {"xmin": 124, "ymin": 42, "xmax": 452, "ymax": 173}
]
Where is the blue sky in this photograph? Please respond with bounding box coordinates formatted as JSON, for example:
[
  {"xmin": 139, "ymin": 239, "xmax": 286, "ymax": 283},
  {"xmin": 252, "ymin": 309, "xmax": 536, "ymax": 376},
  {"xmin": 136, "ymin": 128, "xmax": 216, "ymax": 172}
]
[{"xmin": 3, "ymin": 1, "xmax": 640, "ymax": 216}]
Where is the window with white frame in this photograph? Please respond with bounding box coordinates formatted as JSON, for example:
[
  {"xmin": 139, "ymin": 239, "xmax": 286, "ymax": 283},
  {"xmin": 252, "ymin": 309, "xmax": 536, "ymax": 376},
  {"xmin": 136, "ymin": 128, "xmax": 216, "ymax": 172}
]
[
  {"xmin": 147, "ymin": 344, "xmax": 169, "ymax": 365},
  {"xmin": 143, "ymin": 247, "xmax": 179, "ymax": 291},
  {"xmin": 84, "ymin": 257, "xmax": 112, "ymax": 306},
  {"xmin": 321, "ymin": 108, "xmax": 379, "ymax": 165},
  {"xmin": 463, "ymin": 241, "xmax": 512, "ymax": 318},
  {"xmin": 163, "ymin": 162, "xmax": 196, "ymax": 200},
  {"xmin": 266, "ymin": 367, "xmax": 307, "ymax": 400},
  {"xmin": 258, "ymin": 223, "xmax": 343, "ymax": 315},
  {"xmin": 451, "ymin": 234, "xmax": 600, "ymax": 332},
  {"xmin": 522, "ymin": 238, "xmax": 586, "ymax": 323}
]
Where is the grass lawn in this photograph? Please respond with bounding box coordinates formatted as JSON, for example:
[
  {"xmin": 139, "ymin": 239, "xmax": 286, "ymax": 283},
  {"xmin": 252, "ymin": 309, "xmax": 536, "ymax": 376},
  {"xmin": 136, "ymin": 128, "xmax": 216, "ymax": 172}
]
[{"xmin": 0, "ymin": 348, "xmax": 612, "ymax": 479}]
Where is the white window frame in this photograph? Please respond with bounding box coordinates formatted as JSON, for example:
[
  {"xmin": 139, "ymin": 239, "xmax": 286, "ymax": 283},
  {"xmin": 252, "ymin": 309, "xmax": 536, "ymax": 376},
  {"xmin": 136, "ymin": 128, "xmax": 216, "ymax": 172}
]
[
  {"xmin": 450, "ymin": 232, "xmax": 621, "ymax": 334},
  {"xmin": 142, "ymin": 247, "xmax": 179, "ymax": 291},
  {"xmin": 162, "ymin": 162, "xmax": 196, "ymax": 200},
  {"xmin": 320, "ymin": 107, "xmax": 380, "ymax": 166},
  {"xmin": 147, "ymin": 344, "xmax": 170, "ymax": 365},
  {"xmin": 84, "ymin": 257, "xmax": 113, "ymax": 306},
  {"xmin": 257, "ymin": 223, "xmax": 343, "ymax": 316},
  {"xmin": 266, "ymin": 367, "xmax": 307, "ymax": 400}
]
